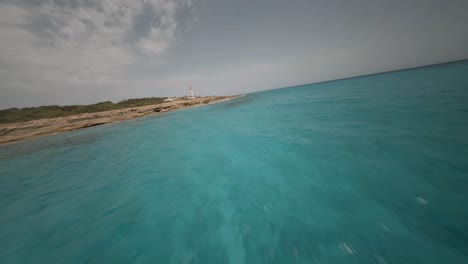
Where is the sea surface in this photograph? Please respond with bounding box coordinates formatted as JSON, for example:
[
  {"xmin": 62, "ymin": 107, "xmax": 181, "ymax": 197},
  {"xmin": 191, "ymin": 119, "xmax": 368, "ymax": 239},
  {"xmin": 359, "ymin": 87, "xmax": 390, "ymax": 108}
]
[{"xmin": 1, "ymin": 61, "xmax": 468, "ymax": 263}]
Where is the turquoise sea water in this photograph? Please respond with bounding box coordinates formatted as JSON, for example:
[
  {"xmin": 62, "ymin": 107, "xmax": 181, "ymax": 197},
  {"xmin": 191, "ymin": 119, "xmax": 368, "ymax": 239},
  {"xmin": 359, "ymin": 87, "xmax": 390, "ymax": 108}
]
[{"xmin": 1, "ymin": 61, "xmax": 468, "ymax": 263}]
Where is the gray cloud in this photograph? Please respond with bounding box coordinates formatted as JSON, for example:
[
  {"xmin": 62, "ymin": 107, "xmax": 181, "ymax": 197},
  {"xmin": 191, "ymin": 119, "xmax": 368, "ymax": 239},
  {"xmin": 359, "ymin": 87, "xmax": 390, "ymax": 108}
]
[{"xmin": 0, "ymin": 0, "xmax": 194, "ymax": 108}]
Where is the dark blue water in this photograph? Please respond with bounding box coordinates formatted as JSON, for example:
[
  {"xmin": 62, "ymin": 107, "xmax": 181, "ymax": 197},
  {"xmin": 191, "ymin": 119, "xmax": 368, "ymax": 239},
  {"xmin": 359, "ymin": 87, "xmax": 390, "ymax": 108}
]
[{"xmin": 1, "ymin": 61, "xmax": 468, "ymax": 263}]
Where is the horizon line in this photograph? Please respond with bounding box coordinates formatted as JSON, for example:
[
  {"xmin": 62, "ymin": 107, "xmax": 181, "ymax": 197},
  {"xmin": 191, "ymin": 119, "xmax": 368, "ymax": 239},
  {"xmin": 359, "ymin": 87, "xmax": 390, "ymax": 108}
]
[{"xmin": 256, "ymin": 58, "xmax": 468, "ymax": 94}]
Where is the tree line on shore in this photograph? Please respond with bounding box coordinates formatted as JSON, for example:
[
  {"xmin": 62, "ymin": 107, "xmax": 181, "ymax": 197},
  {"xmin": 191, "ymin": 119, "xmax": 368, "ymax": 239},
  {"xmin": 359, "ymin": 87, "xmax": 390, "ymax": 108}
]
[{"xmin": 0, "ymin": 97, "xmax": 167, "ymax": 124}]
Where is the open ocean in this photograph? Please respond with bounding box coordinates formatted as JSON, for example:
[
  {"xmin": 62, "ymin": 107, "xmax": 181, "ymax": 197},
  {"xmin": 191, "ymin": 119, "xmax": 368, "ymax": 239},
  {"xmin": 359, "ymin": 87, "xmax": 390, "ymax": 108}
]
[{"xmin": 1, "ymin": 61, "xmax": 468, "ymax": 263}]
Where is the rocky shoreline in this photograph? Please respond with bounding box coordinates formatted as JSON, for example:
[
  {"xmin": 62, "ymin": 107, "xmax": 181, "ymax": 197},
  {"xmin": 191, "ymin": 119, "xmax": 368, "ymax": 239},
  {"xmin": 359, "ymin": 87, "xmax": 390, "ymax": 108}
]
[{"xmin": 0, "ymin": 96, "xmax": 238, "ymax": 145}]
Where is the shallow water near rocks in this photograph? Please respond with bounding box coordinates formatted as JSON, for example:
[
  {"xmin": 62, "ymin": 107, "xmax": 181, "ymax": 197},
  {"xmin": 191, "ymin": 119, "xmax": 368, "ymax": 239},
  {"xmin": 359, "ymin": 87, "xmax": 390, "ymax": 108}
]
[{"xmin": 1, "ymin": 61, "xmax": 468, "ymax": 263}]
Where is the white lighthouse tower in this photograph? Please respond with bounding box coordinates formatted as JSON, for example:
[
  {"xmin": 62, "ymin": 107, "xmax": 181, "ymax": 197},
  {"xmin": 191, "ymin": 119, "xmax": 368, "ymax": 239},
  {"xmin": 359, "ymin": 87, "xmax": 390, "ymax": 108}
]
[{"xmin": 188, "ymin": 84, "xmax": 195, "ymax": 98}]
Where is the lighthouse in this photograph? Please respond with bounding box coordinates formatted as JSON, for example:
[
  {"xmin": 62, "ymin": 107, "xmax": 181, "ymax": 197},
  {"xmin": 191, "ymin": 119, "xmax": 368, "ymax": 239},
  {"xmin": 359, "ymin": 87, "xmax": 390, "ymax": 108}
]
[{"xmin": 188, "ymin": 84, "xmax": 195, "ymax": 98}]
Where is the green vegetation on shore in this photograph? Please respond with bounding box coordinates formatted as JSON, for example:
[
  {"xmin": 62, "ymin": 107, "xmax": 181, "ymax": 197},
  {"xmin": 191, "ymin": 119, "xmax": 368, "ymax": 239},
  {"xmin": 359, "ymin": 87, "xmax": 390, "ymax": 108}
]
[{"xmin": 0, "ymin": 97, "xmax": 166, "ymax": 124}]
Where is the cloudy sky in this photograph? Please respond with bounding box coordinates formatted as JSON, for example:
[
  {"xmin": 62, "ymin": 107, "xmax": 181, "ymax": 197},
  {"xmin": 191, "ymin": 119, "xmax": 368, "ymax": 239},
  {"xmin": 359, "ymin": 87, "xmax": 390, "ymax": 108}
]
[{"xmin": 0, "ymin": 0, "xmax": 467, "ymax": 108}]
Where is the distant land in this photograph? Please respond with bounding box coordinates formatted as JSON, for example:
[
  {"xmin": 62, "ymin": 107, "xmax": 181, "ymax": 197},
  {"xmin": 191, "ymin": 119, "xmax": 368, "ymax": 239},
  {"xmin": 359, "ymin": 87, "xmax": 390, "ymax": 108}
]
[
  {"xmin": 0, "ymin": 95, "xmax": 239, "ymax": 145},
  {"xmin": 0, "ymin": 97, "xmax": 169, "ymax": 124}
]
